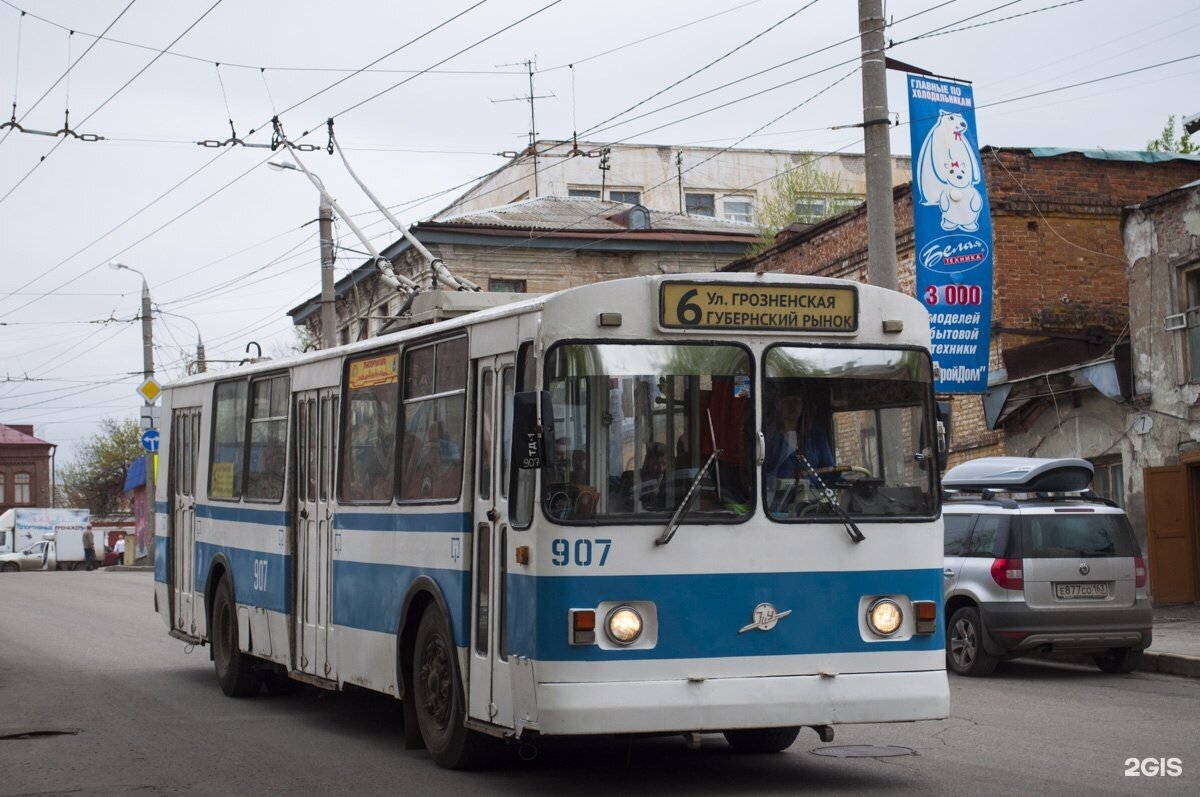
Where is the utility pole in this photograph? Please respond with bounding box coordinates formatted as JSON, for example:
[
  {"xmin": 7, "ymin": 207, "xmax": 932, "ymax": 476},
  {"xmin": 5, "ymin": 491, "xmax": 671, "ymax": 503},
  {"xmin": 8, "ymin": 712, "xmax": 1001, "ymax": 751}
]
[
  {"xmin": 139, "ymin": 278, "xmax": 155, "ymax": 566},
  {"xmin": 319, "ymin": 197, "xmax": 337, "ymax": 349},
  {"xmin": 858, "ymin": 0, "xmax": 898, "ymax": 291}
]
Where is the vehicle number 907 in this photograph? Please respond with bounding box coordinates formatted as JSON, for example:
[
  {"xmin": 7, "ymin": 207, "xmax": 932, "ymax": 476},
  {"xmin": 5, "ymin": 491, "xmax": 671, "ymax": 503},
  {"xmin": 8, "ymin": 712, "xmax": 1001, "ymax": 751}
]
[
  {"xmin": 550, "ymin": 538, "xmax": 612, "ymax": 567},
  {"xmin": 253, "ymin": 559, "xmax": 268, "ymax": 592}
]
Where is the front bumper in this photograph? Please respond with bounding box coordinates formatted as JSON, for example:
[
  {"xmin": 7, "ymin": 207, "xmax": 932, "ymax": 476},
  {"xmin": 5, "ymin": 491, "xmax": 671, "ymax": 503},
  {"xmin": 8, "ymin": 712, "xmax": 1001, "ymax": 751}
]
[
  {"xmin": 979, "ymin": 600, "xmax": 1153, "ymax": 655},
  {"xmin": 533, "ymin": 669, "xmax": 949, "ymax": 736}
]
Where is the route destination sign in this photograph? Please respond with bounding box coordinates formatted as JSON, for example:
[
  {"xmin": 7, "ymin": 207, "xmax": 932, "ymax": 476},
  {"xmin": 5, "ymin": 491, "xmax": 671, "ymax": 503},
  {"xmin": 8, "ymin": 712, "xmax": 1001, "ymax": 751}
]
[{"xmin": 660, "ymin": 281, "xmax": 858, "ymax": 332}]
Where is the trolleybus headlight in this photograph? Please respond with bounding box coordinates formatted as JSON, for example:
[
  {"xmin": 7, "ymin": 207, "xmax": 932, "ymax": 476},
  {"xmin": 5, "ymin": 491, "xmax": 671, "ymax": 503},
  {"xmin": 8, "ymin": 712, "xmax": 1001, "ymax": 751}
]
[
  {"xmin": 866, "ymin": 598, "xmax": 903, "ymax": 637},
  {"xmin": 605, "ymin": 605, "xmax": 643, "ymax": 645}
]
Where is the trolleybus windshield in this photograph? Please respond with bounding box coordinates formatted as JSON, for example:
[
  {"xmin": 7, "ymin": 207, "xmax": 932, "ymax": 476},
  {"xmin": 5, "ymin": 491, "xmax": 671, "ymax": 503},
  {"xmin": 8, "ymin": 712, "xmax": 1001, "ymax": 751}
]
[
  {"xmin": 544, "ymin": 342, "xmax": 755, "ymax": 523},
  {"xmin": 763, "ymin": 346, "xmax": 937, "ymax": 521}
]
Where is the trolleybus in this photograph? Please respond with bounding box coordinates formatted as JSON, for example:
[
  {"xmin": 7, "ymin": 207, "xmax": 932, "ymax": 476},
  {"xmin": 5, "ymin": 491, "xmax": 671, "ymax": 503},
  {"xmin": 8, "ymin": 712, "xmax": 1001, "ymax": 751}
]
[{"xmin": 154, "ymin": 272, "xmax": 949, "ymax": 768}]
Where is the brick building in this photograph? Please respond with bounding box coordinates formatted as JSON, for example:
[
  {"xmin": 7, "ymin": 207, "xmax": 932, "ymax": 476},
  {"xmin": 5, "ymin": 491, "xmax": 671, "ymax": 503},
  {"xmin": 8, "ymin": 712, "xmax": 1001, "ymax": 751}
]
[
  {"xmin": 726, "ymin": 147, "xmax": 1200, "ymax": 558},
  {"xmin": 0, "ymin": 423, "xmax": 56, "ymax": 513},
  {"xmin": 290, "ymin": 196, "xmax": 756, "ymax": 342}
]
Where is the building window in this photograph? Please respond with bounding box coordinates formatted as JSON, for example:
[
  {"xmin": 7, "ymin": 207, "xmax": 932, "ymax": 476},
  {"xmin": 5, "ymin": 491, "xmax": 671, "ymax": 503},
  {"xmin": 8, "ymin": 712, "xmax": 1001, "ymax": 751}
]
[
  {"xmin": 568, "ymin": 188, "xmax": 601, "ymax": 199},
  {"xmin": 1092, "ymin": 457, "xmax": 1124, "ymax": 508},
  {"xmin": 0, "ymin": 473, "xmax": 5, "ymax": 503},
  {"xmin": 490, "ymin": 278, "xmax": 526, "ymax": 293},
  {"xmin": 609, "ymin": 190, "xmax": 641, "ymax": 205},
  {"xmin": 723, "ymin": 196, "xmax": 755, "ymax": 224},
  {"xmin": 686, "ymin": 193, "xmax": 715, "ymax": 217},
  {"xmin": 14, "ymin": 472, "xmax": 31, "ymax": 504},
  {"xmin": 1185, "ymin": 267, "xmax": 1200, "ymax": 382},
  {"xmin": 794, "ymin": 193, "xmax": 861, "ymax": 224}
]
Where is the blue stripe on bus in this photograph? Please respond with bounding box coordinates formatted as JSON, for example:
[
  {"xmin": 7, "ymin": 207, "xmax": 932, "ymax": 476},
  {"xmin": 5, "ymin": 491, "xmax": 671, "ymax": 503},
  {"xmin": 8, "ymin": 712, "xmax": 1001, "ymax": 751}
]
[
  {"xmin": 194, "ymin": 541, "xmax": 291, "ymax": 614},
  {"xmin": 155, "ymin": 535, "xmax": 169, "ymax": 583},
  {"xmin": 196, "ymin": 503, "xmax": 290, "ymax": 526},
  {"xmin": 333, "ymin": 512, "xmax": 470, "ymax": 533},
  {"xmin": 332, "ymin": 560, "xmax": 469, "ymax": 647},
  {"xmin": 506, "ymin": 568, "xmax": 945, "ymax": 661}
]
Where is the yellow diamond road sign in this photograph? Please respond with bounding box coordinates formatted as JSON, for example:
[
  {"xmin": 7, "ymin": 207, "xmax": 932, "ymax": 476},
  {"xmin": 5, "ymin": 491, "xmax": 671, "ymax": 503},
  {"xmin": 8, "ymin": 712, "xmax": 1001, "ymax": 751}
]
[{"xmin": 137, "ymin": 377, "xmax": 162, "ymax": 404}]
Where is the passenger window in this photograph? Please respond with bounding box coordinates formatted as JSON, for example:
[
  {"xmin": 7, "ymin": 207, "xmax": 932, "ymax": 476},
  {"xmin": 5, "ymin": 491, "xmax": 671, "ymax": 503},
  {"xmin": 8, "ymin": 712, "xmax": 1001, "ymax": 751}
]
[
  {"xmin": 943, "ymin": 514, "xmax": 973, "ymax": 556},
  {"xmin": 967, "ymin": 515, "xmax": 1006, "ymax": 557},
  {"xmin": 400, "ymin": 336, "xmax": 467, "ymax": 501},
  {"xmin": 479, "ymin": 369, "xmax": 494, "ymax": 500},
  {"xmin": 342, "ymin": 352, "xmax": 399, "ymax": 502},
  {"xmin": 209, "ymin": 380, "xmax": 248, "ymax": 499},
  {"xmin": 246, "ymin": 375, "xmax": 289, "ymax": 502}
]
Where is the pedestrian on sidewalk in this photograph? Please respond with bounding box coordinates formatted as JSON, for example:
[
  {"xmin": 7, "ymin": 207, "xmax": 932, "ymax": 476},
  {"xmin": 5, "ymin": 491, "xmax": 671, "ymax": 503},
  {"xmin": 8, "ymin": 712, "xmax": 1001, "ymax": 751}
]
[
  {"xmin": 114, "ymin": 533, "xmax": 126, "ymax": 566},
  {"xmin": 82, "ymin": 523, "xmax": 97, "ymax": 571}
]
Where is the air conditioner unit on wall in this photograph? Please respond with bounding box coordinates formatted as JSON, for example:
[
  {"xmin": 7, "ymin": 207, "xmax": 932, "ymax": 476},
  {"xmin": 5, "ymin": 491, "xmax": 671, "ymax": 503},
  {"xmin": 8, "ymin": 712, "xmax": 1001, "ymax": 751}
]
[{"xmin": 1164, "ymin": 313, "xmax": 1186, "ymax": 331}]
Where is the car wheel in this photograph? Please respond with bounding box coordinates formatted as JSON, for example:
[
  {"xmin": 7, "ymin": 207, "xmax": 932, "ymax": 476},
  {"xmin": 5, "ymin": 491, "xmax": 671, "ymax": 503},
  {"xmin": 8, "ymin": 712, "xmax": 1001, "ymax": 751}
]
[
  {"xmin": 1, "ymin": 562, "xmax": 17, "ymax": 573},
  {"xmin": 723, "ymin": 726, "xmax": 801, "ymax": 753},
  {"xmin": 947, "ymin": 606, "xmax": 999, "ymax": 677},
  {"xmin": 212, "ymin": 577, "xmax": 262, "ymax": 697},
  {"xmin": 412, "ymin": 605, "xmax": 493, "ymax": 769},
  {"xmin": 1094, "ymin": 648, "xmax": 1144, "ymax": 674}
]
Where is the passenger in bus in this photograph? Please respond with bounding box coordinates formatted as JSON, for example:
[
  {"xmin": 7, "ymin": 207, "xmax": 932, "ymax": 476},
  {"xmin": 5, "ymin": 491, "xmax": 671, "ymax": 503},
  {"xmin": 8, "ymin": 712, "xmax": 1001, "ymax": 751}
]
[{"xmin": 639, "ymin": 441, "xmax": 670, "ymax": 510}]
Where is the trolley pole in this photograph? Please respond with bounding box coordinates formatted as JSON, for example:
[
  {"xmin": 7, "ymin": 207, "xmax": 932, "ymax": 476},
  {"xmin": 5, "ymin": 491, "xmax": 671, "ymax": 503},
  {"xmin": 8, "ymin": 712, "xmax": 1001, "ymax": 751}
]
[
  {"xmin": 319, "ymin": 197, "xmax": 337, "ymax": 349},
  {"xmin": 858, "ymin": 0, "xmax": 898, "ymax": 291}
]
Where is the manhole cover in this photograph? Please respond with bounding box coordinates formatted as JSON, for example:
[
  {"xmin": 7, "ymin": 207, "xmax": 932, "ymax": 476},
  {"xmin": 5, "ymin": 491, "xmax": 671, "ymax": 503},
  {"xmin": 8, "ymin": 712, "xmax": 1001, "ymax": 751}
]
[{"xmin": 811, "ymin": 745, "xmax": 915, "ymax": 758}]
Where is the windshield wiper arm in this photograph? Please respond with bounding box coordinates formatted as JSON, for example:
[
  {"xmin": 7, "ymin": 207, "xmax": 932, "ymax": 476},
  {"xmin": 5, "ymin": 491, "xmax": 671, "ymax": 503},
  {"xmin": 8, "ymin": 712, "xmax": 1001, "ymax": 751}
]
[
  {"xmin": 797, "ymin": 453, "xmax": 865, "ymax": 544},
  {"xmin": 656, "ymin": 449, "xmax": 720, "ymax": 546}
]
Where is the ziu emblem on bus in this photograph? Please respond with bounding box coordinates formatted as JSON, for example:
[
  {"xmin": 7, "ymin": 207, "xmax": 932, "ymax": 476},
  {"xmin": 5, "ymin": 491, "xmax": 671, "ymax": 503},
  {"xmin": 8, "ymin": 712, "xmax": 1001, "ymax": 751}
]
[{"xmin": 738, "ymin": 602, "xmax": 792, "ymax": 633}]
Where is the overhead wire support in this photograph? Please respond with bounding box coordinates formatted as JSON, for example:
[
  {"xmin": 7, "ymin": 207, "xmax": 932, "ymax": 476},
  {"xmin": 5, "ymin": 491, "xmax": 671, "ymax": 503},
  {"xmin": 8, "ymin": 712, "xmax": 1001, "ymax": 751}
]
[{"xmin": 329, "ymin": 121, "xmax": 478, "ymax": 293}]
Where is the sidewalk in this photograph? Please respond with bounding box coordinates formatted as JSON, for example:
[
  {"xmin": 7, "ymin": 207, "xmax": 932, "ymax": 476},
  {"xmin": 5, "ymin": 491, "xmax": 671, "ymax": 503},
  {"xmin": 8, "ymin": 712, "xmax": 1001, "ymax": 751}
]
[{"xmin": 1145, "ymin": 603, "xmax": 1200, "ymax": 678}]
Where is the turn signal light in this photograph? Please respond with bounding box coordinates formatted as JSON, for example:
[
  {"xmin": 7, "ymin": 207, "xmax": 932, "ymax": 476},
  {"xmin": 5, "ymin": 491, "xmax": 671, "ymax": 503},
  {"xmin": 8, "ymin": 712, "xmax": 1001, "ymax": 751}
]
[
  {"xmin": 913, "ymin": 600, "xmax": 937, "ymax": 635},
  {"xmin": 570, "ymin": 609, "xmax": 596, "ymax": 645}
]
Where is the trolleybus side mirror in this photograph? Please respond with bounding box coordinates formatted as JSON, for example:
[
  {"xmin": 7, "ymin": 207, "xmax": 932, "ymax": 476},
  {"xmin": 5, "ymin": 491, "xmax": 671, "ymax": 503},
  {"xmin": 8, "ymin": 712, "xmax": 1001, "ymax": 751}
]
[{"xmin": 935, "ymin": 400, "xmax": 951, "ymax": 472}]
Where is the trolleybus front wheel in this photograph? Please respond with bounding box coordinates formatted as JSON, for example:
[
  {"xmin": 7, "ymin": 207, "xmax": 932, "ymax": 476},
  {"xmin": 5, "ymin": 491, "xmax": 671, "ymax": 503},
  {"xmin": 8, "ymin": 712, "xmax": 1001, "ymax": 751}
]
[
  {"xmin": 412, "ymin": 605, "xmax": 492, "ymax": 769},
  {"xmin": 212, "ymin": 577, "xmax": 262, "ymax": 697},
  {"xmin": 723, "ymin": 726, "xmax": 801, "ymax": 753}
]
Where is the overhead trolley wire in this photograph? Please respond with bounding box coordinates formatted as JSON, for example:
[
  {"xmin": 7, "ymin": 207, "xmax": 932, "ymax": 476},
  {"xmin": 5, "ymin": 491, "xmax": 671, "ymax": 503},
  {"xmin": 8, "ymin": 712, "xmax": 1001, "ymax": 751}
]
[{"xmin": 0, "ymin": 0, "xmax": 224, "ymax": 208}]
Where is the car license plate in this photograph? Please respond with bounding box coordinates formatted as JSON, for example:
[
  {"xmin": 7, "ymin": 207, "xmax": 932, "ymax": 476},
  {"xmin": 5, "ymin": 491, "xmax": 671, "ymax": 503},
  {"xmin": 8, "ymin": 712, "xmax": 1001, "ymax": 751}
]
[{"xmin": 1055, "ymin": 582, "xmax": 1109, "ymax": 599}]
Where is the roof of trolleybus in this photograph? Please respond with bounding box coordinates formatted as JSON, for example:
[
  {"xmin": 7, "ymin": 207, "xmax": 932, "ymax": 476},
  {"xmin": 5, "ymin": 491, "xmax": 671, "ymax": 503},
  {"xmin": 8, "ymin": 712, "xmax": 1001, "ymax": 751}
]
[{"xmin": 161, "ymin": 273, "xmax": 930, "ymax": 392}]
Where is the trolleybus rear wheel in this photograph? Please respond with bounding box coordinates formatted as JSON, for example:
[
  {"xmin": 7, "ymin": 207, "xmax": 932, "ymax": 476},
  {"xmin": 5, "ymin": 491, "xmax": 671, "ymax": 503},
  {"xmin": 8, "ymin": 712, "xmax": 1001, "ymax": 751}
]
[
  {"xmin": 412, "ymin": 605, "xmax": 491, "ymax": 769},
  {"xmin": 212, "ymin": 577, "xmax": 262, "ymax": 697}
]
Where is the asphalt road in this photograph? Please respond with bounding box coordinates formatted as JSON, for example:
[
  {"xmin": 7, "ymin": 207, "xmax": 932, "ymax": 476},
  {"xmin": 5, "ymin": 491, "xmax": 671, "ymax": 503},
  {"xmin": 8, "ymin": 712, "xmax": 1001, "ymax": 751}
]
[{"xmin": 1, "ymin": 570, "xmax": 1197, "ymax": 796}]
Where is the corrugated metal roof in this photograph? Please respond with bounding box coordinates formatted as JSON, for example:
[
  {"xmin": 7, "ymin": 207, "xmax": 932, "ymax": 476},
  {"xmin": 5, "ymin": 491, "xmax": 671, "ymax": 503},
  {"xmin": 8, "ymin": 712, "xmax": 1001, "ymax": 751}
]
[
  {"xmin": 433, "ymin": 195, "xmax": 757, "ymax": 235},
  {"xmin": 1030, "ymin": 147, "xmax": 1200, "ymax": 164}
]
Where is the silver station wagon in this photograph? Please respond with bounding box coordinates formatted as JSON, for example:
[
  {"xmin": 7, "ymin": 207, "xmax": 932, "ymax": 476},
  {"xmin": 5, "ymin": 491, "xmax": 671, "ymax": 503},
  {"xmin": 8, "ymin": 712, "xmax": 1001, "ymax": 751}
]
[{"xmin": 941, "ymin": 457, "xmax": 1152, "ymax": 676}]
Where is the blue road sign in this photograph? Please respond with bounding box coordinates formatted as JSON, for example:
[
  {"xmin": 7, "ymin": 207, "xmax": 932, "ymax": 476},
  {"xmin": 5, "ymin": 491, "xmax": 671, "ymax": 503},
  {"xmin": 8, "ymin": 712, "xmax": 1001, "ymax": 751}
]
[{"xmin": 141, "ymin": 428, "xmax": 160, "ymax": 453}]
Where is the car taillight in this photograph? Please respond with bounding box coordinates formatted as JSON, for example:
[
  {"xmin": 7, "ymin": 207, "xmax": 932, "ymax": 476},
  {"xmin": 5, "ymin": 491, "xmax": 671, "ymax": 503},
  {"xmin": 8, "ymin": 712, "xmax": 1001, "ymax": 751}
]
[
  {"xmin": 1134, "ymin": 556, "xmax": 1147, "ymax": 589},
  {"xmin": 990, "ymin": 557, "xmax": 1024, "ymax": 590}
]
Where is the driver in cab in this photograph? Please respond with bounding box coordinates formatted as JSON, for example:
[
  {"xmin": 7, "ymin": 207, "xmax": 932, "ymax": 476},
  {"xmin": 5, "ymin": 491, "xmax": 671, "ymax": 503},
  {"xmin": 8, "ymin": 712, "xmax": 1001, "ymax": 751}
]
[{"xmin": 763, "ymin": 387, "xmax": 836, "ymax": 515}]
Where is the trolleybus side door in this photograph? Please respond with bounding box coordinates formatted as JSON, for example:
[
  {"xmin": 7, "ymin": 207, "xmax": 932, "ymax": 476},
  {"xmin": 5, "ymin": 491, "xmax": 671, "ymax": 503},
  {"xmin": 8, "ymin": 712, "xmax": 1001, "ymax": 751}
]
[
  {"xmin": 295, "ymin": 388, "xmax": 338, "ymax": 680},
  {"xmin": 469, "ymin": 355, "xmax": 516, "ymax": 728},
  {"xmin": 170, "ymin": 407, "xmax": 201, "ymax": 636}
]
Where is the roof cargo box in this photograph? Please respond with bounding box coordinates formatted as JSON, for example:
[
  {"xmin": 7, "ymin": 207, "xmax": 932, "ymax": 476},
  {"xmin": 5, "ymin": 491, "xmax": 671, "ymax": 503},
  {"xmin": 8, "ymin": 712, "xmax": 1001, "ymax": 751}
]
[{"xmin": 942, "ymin": 456, "xmax": 1093, "ymax": 493}]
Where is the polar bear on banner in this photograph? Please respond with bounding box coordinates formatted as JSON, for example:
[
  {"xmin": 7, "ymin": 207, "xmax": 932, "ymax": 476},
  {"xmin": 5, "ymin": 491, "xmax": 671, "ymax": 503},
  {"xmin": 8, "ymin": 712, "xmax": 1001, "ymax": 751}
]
[{"xmin": 916, "ymin": 109, "xmax": 983, "ymax": 232}]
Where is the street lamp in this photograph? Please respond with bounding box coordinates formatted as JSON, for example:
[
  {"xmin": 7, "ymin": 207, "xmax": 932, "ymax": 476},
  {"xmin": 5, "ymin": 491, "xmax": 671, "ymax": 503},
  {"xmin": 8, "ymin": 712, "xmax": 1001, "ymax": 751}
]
[
  {"xmin": 109, "ymin": 260, "xmax": 155, "ymax": 566},
  {"xmin": 158, "ymin": 309, "xmax": 206, "ymax": 374}
]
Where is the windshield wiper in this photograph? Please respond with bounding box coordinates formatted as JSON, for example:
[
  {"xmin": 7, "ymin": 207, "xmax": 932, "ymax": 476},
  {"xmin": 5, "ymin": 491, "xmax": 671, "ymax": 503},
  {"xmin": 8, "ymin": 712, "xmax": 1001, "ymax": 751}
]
[
  {"xmin": 796, "ymin": 453, "xmax": 866, "ymax": 544},
  {"xmin": 656, "ymin": 449, "xmax": 719, "ymax": 546},
  {"xmin": 657, "ymin": 409, "xmax": 728, "ymax": 546}
]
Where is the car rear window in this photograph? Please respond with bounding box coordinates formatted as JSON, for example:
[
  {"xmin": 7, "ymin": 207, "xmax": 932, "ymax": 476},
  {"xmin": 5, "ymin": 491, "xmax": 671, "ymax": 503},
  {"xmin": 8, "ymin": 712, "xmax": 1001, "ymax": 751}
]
[{"xmin": 1018, "ymin": 512, "xmax": 1136, "ymax": 559}]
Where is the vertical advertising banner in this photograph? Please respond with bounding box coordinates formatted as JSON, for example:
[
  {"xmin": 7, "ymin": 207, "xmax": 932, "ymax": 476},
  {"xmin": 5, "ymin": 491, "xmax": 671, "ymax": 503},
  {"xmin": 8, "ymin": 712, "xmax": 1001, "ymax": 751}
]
[{"xmin": 907, "ymin": 75, "xmax": 994, "ymax": 393}]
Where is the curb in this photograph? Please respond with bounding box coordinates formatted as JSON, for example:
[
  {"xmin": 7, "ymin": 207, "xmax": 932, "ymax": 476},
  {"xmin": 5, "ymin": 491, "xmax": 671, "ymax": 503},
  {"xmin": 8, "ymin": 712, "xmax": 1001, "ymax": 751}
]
[
  {"xmin": 1140, "ymin": 651, "xmax": 1200, "ymax": 679},
  {"xmin": 106, "ymin": 565, "xmax": 154, "ymax": 572}
]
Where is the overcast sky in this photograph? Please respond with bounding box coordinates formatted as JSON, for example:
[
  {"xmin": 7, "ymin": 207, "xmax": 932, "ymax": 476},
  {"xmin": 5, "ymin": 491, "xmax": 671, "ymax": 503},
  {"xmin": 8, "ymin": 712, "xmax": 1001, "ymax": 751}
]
[{"xmin": 0, "ymin": 0, "xmax": 1196, "ymax": 466}]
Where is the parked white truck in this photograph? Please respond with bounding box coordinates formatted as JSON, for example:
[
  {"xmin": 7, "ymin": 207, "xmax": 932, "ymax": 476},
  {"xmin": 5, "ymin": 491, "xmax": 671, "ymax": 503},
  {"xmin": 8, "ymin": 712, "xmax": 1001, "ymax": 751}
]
[{"xmin": 0, "ymin": 508, "xmax": 90, "ymax": 554}]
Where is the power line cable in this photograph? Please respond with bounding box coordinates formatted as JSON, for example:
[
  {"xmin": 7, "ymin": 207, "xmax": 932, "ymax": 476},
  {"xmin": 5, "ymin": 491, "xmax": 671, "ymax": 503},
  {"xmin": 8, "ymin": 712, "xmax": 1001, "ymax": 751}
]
[{"xmin": 0, "ymin": 0, "xmax": 224, "ymax": 207}]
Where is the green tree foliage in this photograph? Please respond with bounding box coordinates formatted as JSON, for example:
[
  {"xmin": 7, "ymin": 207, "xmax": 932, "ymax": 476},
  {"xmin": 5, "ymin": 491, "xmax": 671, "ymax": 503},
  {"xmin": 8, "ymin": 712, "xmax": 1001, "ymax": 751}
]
[
  {"xmin": 1147, "ymin": 115, "xmax": 1196, "ymax": 154},
  {"xmin": 750, "ymin": 158, "xmax": 853, "ymax": 255},
  {"xmin": 61, "ymin": 417, "xmax": 143, "ymax": 517}
]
